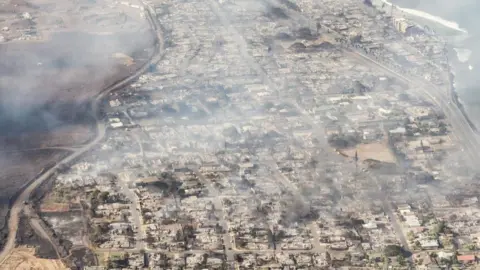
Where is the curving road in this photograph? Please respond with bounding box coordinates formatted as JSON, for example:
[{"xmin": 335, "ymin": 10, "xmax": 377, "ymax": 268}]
[
  {"xmin": 0, "ymin": 3, "xmax": 164, "ymax": 265},
  {"xmin": 271, "ymin": 0, "xmax": 479, "ymax": 164},
  {"xmin": 348, "ymin": 50, "xmax": 480, "ymax": 166}
]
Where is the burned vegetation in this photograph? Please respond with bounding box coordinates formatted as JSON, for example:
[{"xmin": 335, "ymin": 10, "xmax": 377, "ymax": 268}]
[
  {"xmin": 0, "ymin": 30, "xmax": 155, "ymax": 150},
  {"xmin": 15, "ymin": 214, "xmax": 59, "ymax": 259}
]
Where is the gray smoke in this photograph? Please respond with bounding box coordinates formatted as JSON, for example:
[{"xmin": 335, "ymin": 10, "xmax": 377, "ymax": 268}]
[{"xmin": 0, "ymin": 2, "xmax": 154, "ymax": 131}]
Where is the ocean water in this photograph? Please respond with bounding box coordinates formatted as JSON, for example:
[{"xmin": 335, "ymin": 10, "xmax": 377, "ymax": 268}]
[{"xmin": 388, "ymin": 0, "xmax": 480, "ymax": 125}]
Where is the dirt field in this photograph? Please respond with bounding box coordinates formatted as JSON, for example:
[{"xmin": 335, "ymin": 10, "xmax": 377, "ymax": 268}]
[
  {"xmin": 39, "ymin": 184, "xmax": 78, "ymax": 210},
  {"xmin": 0, "ymin": 247, "xmax": 67, "ymax": 270},
  {"xmin": 40, "ymin": 203, "xmax": 70, "ymax": 213},
  {"xmin": 342, "ymin": 141, "xmax": 396, "ymax": 163}
]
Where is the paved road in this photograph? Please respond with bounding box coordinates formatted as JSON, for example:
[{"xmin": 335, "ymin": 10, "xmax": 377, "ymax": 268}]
[
  {"xmin": 0, "ymin": 3, "xmax": 164, "ymax": 265},
  {"xmin": 119, "ymin": 173, "xmax": 146, "ymax": 250},
  {"xmin": 94, "ymin": 247, "xmax": 324, "ymax": 255},
  {"xmin": 194, "ymin": 169, "xmax": 235, "ymax": 261},
  {"xmin": 349, "ymin": 51, "xmax": 480, "ymax": 165},
  {"xmin": 329, "ymin": 21, "xmax": 475, "ymax": 270},
  {"xmin": 208, "ymin": 0, "xmax": 333, "ymax": 258},
  {"xmin": 23, "ymin": 205, "xmax": 62, "ymax": 259},
  {"xmin": 271, "ymin": 0, "xmax": 480, "ymax": 165},
  {"xmin": 212, "ymin": 2, "xmax": 470, "ymax": 269},
  {"xmin": 271, "ymin": 0, "xmax": 479, "ymax": 261},
  {"xmin": 0, "ymin": 120, "xmax": 107, "ymax": 264}
]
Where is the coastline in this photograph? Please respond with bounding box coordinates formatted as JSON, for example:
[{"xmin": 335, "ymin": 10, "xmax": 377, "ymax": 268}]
[
  {"xmin": 371, "ymin": 0, "xmax": 478, "ymax": 132},
  {"xmin": 447, "ymin": 57, "xmax": 478, "ymax": 133},
  {"xmin": 377, "ymin": 0, "xmax": 468, "ymax": 34}
]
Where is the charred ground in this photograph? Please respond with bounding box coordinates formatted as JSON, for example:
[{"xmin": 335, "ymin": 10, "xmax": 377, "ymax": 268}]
[
  {"xmin": 0, "ymin": 29, "xmax": 155, "ymax": 253},
  {"xmin": 0, "ymin": 149, "xmax": 69, "ymax": 249},
  {"xmin": 0, "ymin": 30, "xmax": 154, "ymax": 150}
]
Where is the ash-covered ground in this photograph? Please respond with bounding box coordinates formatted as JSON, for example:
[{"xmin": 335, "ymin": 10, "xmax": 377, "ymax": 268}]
[
  {"xmin": 0, "ymin": 0, "xmax": 157, "ymax": 255},
  {"xmin": 0, "ymin": 150, "xmax": 69, "ymax": 249},
  {"xmin": 0, "ymin": 30, "xmax": 154, "ymax": 149},
  {"xmin": 15, "ymin": 214, "xmax": 58, "ymax": 259}
]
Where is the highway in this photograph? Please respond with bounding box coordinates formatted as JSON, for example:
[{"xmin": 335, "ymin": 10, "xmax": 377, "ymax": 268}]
[
  {"xmin": 268, "ymin": 0, "xmax": 480, "ymax": 163},
  {"xmin": 272, "ymin": 0, "xmax": 480, "ymax": 253},
  {"xmin": 0, "ymin": 2, "xmax": 164, "ymax": 265},
  {"xmin": 212, "ymin": 2, "xmax": 475, "ymax": 269},
  {"xmin": 281, "ymin": 0, "xmax": 480, "ymax": 165},
  {"xmin": 0, "ymin": 120, "xmax": 107, "ymax": 264},
  {"xmin": 348, "ymin": 51, "xmax": 480, "ymax": 165},
  {"xmin": 317, "ymin": 9, "xmax": 480, "ymax": 270},
  {"xmin": 1, "ymin": 1, "xmax": 475, "ymax": 268},
  {"xmin": 24, "ymin": 205, "xmax": 62, "ymax": 259}
]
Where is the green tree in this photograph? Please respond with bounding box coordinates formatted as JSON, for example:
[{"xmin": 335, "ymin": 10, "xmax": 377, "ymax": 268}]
[
  {"xmin": 433, "ymin": 220, "xmax": 446, "ymax": 235},
  {"xmin": 99, "ymin": 191, "xmax": 110, "ymax": 204},
  {"xmin": 429, "ymin": 252, "xmax": 439, "ymax": 266},
  {"xmin": 414, "ymin": 240, "xmax": 421, "ymax": 249},
  {"xmin": 107, "ymin": 258, "xmax": 113, "ymax": 269},
  {"xmin": 91, "ymin": 189, "xmax": 100, "ymax": 199},
  {"xmin": 452, "ymin": 251, "xmax": 459, "ymax": 264},
  {"xmin": 440, "ymin": 257, "xmax": 452, "ymax": 266},
  {"xmin": 407, "ymin": 231, "xmax": 415, "ymax": 241},
  {"xmin": 466, "ymin": 243, "xmax": 476, "ymax": 251},
  {"xmin": 384, "ymin": 245, "xmax": 403, "ymax": 256},
  {"xmin": 397, "ymin": 255, "xmax": 406, "ymax": 266}
]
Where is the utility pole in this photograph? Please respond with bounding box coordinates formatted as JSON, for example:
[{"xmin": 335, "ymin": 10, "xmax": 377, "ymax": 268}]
[
  {"xmin": 354, "ymin": 149, "xmax": 359, "ymax": 173},
  {"xmin": 274, "ymin": 226, "xmax": 278, "ymax": 263}
]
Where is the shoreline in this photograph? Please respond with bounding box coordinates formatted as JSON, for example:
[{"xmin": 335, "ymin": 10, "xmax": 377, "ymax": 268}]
[
  {"xmin": 447, "ymin": 61, "xmax": 478, "ymax": 133},
  {"xmin": 372, "ymin": 0, "xmax": 478, "ymax": 132},
  {"xmin": 373, "ymin": 0, "xmax": 468, "ymax": 34}
]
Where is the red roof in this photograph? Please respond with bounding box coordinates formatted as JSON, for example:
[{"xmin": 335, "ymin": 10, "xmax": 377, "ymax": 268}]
[
  {"xmin": 413, "ymin": 227, "xmax": 425, "ymax": 232},
  {"xmin": 457, "ymin": 255, "xmax": 475, "ymax": 262}
]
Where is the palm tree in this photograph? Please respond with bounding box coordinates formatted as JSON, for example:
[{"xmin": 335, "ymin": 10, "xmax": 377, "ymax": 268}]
[{"xmin": 429, "ymin": 252, "xmax": 439, "ymax": 266}]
